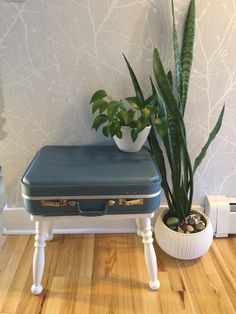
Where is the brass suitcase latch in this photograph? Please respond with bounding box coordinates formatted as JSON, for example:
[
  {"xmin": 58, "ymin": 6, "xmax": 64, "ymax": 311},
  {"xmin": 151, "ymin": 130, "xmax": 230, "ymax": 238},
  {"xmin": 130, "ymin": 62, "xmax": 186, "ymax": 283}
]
[
  {"xmin": 119, "ymin": 198, "xmax": 143, "ymax": 206},
  {"xmin": 41, "ymin": 200, "xmax": 79, "ymax": 207}
]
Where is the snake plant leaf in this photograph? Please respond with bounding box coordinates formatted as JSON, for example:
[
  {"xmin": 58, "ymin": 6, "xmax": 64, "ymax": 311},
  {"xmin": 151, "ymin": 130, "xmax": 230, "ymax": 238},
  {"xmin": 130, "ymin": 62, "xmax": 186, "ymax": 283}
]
[
  {"xmin": 153, "ymin": 48, "xmax": 180, "ymax": 119},
  {"xmin": 150, "ymin": 75, "xmax": 178, "ymax": 183},
  {"xmin": 153, "ymin": 49, "xmax": 194, "ymax": 214},
  {"xmin": 181, "ymin": 0, "xmax": 195, "ymax": 112},
  {"xmin": 91, "ymin": 114, "xmax": 108, "ymax": 131},
  {"xmin": 123, "ymin": 53, "xmax": 145, "ymax": 108},
  {"xmin": 180, "ymin": 180, "xmax": 189, "ymax": 218},
  {"xmin": 171, "ymin": 0, "xmax": 182, "ymax": 98},
  {"xmin": 193, "ymin": 105, "xmax": 225, "ymax": 174},
  {"xmin": 148, "ymin": 128, "xmax": 174, "ymax": 213},
  {"xmin": 167, "ymin": 70, "xmax": 173, "ymax": 90},
  {"xmin": 155, "ymin": 117, "xmax": 168, "ymax": 139},
  {"xmin": 90, "ymin": 90, "xmax": 107, "ymax": 103}
]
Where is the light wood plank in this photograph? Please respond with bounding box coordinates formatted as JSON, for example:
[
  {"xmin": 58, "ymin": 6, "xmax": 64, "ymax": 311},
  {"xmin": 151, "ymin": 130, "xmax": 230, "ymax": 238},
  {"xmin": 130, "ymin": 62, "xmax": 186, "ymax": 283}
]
[
  {"xmin": 44, "ymin": 277, "xmax": 66, "ymax": 314},
  {"xmin": 1, "ymin": 237, "xmax": 34, "ymax": 313},
  {"xmin": 0, "ymin": 235, "xmax": 30, "ymax": 311},
  {"xmin": 0, "ymin": 236, "xmax": 18, "ymax": 272},
  {"xmin": 210, "ymin": 240, "xmax": 236, "ymax": 311},
  {"xmin": 74, "ymin": 234, "xmax": 94, "ymax": 314},
  {"xmin": 156, "ymin": 245, "xmax": 196, "ymax": 313}
]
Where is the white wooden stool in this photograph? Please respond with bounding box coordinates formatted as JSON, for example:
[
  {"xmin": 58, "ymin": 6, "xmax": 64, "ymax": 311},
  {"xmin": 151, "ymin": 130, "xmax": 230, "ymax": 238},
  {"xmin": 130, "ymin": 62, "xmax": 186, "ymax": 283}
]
[{"xmin": 30, "ymin": 213, "xmax": 160, "ymax": 295}]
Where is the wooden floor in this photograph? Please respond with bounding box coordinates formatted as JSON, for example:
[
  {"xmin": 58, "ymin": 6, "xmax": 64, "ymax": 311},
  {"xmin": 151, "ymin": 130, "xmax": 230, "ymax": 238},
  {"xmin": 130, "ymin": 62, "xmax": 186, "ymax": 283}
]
[{"xmin": 0, "ymin": 233, "xmax": 235, "ymax": 314}]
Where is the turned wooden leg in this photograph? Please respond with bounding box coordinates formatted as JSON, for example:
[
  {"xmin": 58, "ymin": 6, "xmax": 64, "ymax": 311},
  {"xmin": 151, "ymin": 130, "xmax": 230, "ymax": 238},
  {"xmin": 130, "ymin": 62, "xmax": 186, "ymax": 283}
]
[
  {"xmin": 138, "ymin": 217, "xmax": 160, "ymax": 290},
  {"xmin": 135, "ymin": 218, "xmax": 142, "ymax": 236},
  {"xmin": 31, "ymin": 221, "xmax": 48, "ymax": 295},
  {"xmin": 46, "ymin": 221, "xmax": 54, "ymax": 241}
]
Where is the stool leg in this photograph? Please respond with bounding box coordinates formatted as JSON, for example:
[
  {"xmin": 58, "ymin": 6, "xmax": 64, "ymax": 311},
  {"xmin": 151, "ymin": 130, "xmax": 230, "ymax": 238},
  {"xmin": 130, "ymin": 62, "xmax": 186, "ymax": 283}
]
[
  {"xmin": 138, "ymin": 217, "xmax": 160, "ymax": 290},
  {"xmin": 46, "ymin": 221, "xmax": 54, "ymax": 241},
  {"xmin": 135, "ymin": 218, "xmax": 142, "ymax": 236},
  {"xmin": 31, "ymin": 221, "xmax": 47, "ymax": 295}
]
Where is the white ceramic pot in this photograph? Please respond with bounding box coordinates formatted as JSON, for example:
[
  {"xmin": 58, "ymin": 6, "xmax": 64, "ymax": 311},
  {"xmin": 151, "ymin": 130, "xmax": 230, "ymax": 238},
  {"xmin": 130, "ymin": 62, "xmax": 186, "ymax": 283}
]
[
  {"xmin": 155, "ymin": 208, "xmax": 213, "ymax": 260},
  {"xmin": 113, "ymin": 125, "xmax": 151, "ymax": 152}
]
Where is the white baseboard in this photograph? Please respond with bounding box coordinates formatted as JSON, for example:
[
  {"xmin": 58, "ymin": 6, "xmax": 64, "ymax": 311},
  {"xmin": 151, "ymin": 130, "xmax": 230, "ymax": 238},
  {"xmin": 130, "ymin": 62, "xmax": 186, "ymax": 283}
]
[
  {"xmin": 1, "ymin": 206, "xmax": 139, "ymax": 234},
  {"xmin": 1, "ymin": 205, "xmax": 203, "ymax": 235}
]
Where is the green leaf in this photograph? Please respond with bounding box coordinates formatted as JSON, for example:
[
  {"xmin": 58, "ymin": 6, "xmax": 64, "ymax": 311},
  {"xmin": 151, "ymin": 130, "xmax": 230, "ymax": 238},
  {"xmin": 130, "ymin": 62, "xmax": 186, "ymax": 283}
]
[
  {"xmin": 193, "ymin": 105, "xmax": 225, "ymax": 174},
  {"xmin": 153, "ymin": 48, "xmax": 180, "ymax": 119},
  {"xmin": 99, "ymin": 101, "xmax": 109, "ymax": 114},
  {"xmin": 123, "ymin": 53, "xmax": 145, "ymax": 108},
  {"xmin": 92, "ymin": 99, "xmax": 105, "ymax": 114},
  {"xmin": 167, "ymin": 70, "xmax": 173, "ymax": 90},
  {"xmin": 90, "ymin": 90, "xmax": 107, "ymax": 103},
  {"xmin": 131, "ymin": 128, "xmax": 138, "ymax": 142},
  {"xmin": 155, "ymin": 117, "xmax": 168, "ymax": 139},
  {"xmin": 181, "ymin": 0, "xmax": 195, "ymax": 112},
  {"xmin": 118, "ymin": 102, "xmax": 127, "ymax": 111},
  {"xmin": 148, "ymin": 128, "xmax": 175, "ymax": 214},
  {"xmin": 118, "ymin": 110, "xmax": 134, "ymax": 125},
  {"xmin": 143, "ymin": 106, "xmax": 156, "ymax": 118},
  {"xmin": 102, "ymin": 126, "xmax": 110, "ymax": 137},
  {"xmin": 126, "ymin": 97, "xmax": 141, "ymax": 110},
  {"xmin": 116, "ymin": 130, "xmax": 122, "ymax": 139},
  {"xmin": 91, "ymin": 114, "xmax": 108, "ymax": 131},
  {"xmin": 109, "ymin": 122, "xmax": 121, "ymax": 137},
  {"xmin": 171, "ymin": 0, "xmax": 182, "ymax": 98},
  {"xmin": 108, "ymin": 103, "xmax": 119, "ymax": 117},
  {"xmin": 152, "ymin": 49, "xmax": 194, "ymax": 216}
]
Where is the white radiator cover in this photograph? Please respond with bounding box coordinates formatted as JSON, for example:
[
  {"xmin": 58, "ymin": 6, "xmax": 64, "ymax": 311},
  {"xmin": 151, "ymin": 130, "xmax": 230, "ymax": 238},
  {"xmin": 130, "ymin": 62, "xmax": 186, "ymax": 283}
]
[{"xmin": 205, "ymin": 195, "xmax": 236, "ymax": 237}]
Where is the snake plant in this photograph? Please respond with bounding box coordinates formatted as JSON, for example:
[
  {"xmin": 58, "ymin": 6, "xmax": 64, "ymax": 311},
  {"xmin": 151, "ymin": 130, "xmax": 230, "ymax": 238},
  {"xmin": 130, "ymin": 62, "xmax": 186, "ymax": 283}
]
[{"xmin": 125, "ymin": 0, "xmax": 225, "ymax": 220}]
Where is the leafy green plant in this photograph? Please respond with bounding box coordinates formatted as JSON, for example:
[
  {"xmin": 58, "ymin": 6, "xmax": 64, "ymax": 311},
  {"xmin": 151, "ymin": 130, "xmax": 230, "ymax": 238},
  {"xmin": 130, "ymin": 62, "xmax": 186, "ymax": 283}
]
[
  {"xmin": 90, "ymin": 56, "xmax": 156, "ymax": 142},
  {"xmin": 123, "ymin": 0, "xmax": 225, "ymax": 220},
  {"xmin": 148, "ymin": 0, "xmax": 225, "ymax": 220}
]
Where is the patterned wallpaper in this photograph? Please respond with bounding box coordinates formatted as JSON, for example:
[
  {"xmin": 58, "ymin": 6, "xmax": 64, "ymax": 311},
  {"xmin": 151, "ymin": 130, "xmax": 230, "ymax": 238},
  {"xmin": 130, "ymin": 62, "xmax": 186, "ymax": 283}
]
[{"xmin": 0, "ymin": 0, "xmax": 235, "ymax": 207}]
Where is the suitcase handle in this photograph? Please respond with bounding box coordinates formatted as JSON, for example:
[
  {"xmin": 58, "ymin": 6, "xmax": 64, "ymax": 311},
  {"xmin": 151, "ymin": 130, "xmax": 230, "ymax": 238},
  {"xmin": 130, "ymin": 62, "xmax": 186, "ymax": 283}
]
[{"xmin": 77, "ymin": 200, "xmax": 109, "ymax": 216}]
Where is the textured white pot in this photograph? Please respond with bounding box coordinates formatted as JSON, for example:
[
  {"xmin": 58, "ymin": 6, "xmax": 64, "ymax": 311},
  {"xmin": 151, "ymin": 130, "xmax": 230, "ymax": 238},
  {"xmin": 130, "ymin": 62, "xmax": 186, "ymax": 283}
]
[
  {"xmin": 113, "ymin": 126, "xmax": 151, "ymax": 152},
  {"xmin": 155, "ymin": 208, "xmax": 213, "ymax": 260}
]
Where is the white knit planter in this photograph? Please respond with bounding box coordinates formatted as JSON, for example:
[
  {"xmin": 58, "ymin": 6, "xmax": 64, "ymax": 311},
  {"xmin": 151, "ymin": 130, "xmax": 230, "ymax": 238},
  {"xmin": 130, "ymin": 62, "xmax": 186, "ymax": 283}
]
[
  {"xmin": 113, "ymin": 126, "xmax": 151, "ymax": 153},
  {"xmin": 155, "ymin": 208, "xmax": 213, "ymax": 260}
]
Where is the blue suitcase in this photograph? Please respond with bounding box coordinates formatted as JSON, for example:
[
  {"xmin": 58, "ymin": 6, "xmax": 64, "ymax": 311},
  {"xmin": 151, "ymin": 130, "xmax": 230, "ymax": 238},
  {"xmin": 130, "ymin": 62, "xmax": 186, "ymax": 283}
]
[{"xmin": 21, "ymin": 146, "xmax": 161, "ymax": 217}]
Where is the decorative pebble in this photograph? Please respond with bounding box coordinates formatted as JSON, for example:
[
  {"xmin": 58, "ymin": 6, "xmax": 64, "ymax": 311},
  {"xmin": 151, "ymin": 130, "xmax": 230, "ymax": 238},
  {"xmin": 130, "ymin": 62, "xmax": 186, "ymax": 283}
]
[
  {"xmin": 179, "ymin": 223, "xmax": 187, "ymax": 232},
  {"xmin": 166, "ymin": 217, "xmax": 179, "ymax": 226},
  {"xmin": 169, "ymin": 225, "xmax": 176, "ymax": 231},
  {"xmin": 195, "ymin": 221, "xmax": 205, "ymax": 231},
  {"xmin": 188, "ymin": 218, "xmax": 195, "ymax": 225},
  {"xmin": 178, "ymin": 226, "xmax": 184, "ymax": 233},
  {"xmin": 185, "ymin": 231, "xmax": 190, "ymax": 234},
  {"xmin": 195, "ymin": 214, "xmax": 201, "ymax": 220},
  {"xmin": 186, "ymin": 225, "xmax": 194, "ymax": 232}
]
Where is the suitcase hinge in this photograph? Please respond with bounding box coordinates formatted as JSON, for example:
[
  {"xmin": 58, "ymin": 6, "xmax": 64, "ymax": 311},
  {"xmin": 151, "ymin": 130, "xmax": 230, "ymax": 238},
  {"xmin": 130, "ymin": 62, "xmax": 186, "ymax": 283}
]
[{"xmin": 119, "ymin": 198, "xmax": 144, "ymax": 206}]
